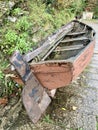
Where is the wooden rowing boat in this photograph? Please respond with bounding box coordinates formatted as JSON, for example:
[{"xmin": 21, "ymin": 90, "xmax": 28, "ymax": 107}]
[
  {"xmin": 8, "ymin": 20, "xmax": 96, "ymax": 123},
  {"xmin": 10, "ymin": 20, "xmax": 95, "ymax": 90}
]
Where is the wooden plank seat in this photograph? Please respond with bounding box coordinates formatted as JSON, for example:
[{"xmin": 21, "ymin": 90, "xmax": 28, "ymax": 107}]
[
  {"xmin": 54, "ymin": 44, "xmax": 84, "ymax": 52},
  {"xmin": 61, "ymin": 37, "xmax": 89, "ymax": 43},
  {"xmin": 66, "ymin": 31, "xmax": 86, "ymax": 36}
]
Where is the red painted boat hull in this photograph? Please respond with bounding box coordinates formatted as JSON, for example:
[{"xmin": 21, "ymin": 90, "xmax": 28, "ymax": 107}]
[
  {"xmin": 73, "ymin": 40, "xmax": 95, "ymax": 79},
  {"xmin": 12, "ymin": 39, "xmax": 95, "ymax": 89}
]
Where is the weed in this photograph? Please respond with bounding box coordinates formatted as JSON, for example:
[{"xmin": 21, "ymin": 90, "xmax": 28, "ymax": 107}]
[
  {"xmin": 70, "ymin": 128, "xmax": 83, "ymax": 130},
  {"xmin": 12, "ymin": 8, "xmax": 22, "ymax": 16},
  {"xmin": 43, "ymin": 114, "xmax": 54, "ymax": 124},
  {"xmin": 1, "ymin": 29, "xmax": 32, "ymax": 54},
  {"xmin": 5, "ymin": 30, "xmax": 18, "ymax": 43},
  {"xmin": 5, "ymin": 78, "xmax": 14, "ymax": 96},
  {"xmin": 0, "ymin": 72, "xmax": 15, "ymax": 97},
  {"xmin": 0, "ymin": 71, "xmax": 4, "ymax": 79},
  {"xmin": 93, "ymin": 2, "xmax": 98, "ymax": 19},
  {"xmin": 16, "ymin": 16, "xmax": 31, "ymax": 31},
  {"xmin": 97, "ymin": 122, "xmax": 98, "ymax": 130},
  {"xmin": 19, "ymin": 32, "xmax": 28, "ymax": 39},
  {"xmin": 69, "ymin": 0, "xmax": 86, "ymax": 16},
  {"xmin": 16, "ymin": 37, "xmax": 31, "ymax": 53},
  {"xmin": 1, "ymin": 30, "xmax": 18, "ymax": 54}
]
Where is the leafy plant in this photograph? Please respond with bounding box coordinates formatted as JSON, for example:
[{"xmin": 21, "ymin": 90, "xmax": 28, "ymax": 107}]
[
  {"xmin": 1, "ymin": 29, "xmax": 32, "ymax": 54},
  {"xmin": 93, "ymin": 2, "xmax": 98, "ymax": 19},
  {"xmin": 97, "ymin": 122, "xmax": 98, "ymax": 130},
  {"xmin": 0, "ymin": 71, "xmax": 5, "ymax": 97},
  {"xmin": 5, "ymin": 79, "xmax": 14, "ymax": 96},
  {"xmin": 12, "ymin": 8, "xmax": 22, "ymax": 16},
  {"xmin": 1, "ymin": 30, "xmax": 18, "ymax": 54},
  {"xmin": 0, "ymin": 72, "xmax": 12, "ymax": 97},
  {"xmin": 0, "ymin": 71, "xmax": 4, "ymax": 79},
  {"xmin": 5, "ymin": 30, "xmax": 18, "ymax": 43},
  {"xmin": 70, "ymin": 128, "xmax": 83, "ymax": 130},
  {"xmin": 43, "ymin": 114, "xmax": 54, "ymax": 123},
  {"xmin": 16, "ymin": 37, "xmax": 31, "ymax": 53},
  {"xmin": 53, "ymin": 9, "xmax": 74, "ymax": 29},
  {"xmin": 16, "ymin": 16, "xmax": 31, "ymax": 31},
  {"xmin": 69, "ymin": 0, "xmax": 86, "ymax": 16}
]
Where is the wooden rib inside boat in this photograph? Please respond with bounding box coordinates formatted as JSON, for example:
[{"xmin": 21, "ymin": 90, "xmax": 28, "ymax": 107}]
[{"xmin": 9, "ymin": 20, "xmax": 96, "ymax": 90}]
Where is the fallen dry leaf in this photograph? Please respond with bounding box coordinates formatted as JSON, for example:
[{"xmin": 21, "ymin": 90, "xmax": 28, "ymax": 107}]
[
  {"xmin": 0, "ymin": 98, "xmax": 8, "ymax": 105},
  {"xmin": 62, "ymin": 107, "xmax": 66, "ymax": 111},
  {"xmin": 72, "ymin": 106, "xmax": 77, "ymax": 111}
]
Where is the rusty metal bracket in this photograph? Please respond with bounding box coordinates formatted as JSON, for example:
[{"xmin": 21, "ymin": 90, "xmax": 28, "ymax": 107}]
[{"xmin": 10, "ymin": 51, "xmax": 51, "ymax": 123}]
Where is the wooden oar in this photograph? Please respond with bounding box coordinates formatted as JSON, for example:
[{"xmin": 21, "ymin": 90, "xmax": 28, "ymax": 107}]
[{"xmin": 10, "ymin": 51, "xmax": 51, "ymax": 123}]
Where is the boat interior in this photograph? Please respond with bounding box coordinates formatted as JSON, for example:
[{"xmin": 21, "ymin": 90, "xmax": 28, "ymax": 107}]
[
  {"xmin": 43, "ymin": 21, "xmax": 95, "ymax": 61},
  {"xmin": 25, "ymin": 21, "xmax": 95, "ymax": 64}
]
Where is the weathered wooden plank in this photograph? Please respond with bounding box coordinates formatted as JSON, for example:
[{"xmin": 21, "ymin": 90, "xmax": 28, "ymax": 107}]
[
  {"xmin": 10, "ymin": 51, "xmax": 44, "ymax": 99},
  {"xmin": 54, "ymin": 44, "xmax": 84, "ymax": 52},
  {"xmin": 61, "ymin": 37, "xmax": 89, "ymax": 43},
  {"xmin": 66, "ymin": 31, "xmax": 86, "ymax": 36},
  {"xmin": 41, "ymin": 38, "xmax": 63, "ymax": 61}
]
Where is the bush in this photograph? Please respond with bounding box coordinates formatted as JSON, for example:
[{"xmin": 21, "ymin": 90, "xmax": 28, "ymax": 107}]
[
  {"xmin": 93, "ymin": 2, "xmax": 98, "ymax": 19},
  {"xmin": 69, "ymin": 0, "xmax": 86, "ymax": 16}
]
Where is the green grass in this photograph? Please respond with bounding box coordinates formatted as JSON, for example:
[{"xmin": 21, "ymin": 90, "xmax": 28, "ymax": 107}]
[
  {"xmin": 97, "ymin": 123, "xmax": 98, "ymax": 130},
  {"xmin": 42, "ymin": 114, "xmax": 54, "ymax": 124},
  {"xmin": 70, "ymin": 128, "xmax": 83, "ymax": 130}
]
